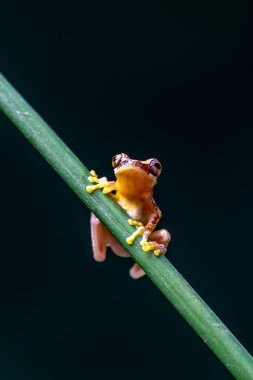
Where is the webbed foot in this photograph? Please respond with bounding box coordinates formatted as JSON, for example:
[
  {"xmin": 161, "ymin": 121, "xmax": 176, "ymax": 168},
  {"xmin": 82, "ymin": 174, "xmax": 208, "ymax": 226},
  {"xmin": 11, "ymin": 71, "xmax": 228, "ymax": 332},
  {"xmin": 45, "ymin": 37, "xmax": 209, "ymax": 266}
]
[
  {"xmin": 86, "ymin": 170, "xmax": 116, "ymax": 194},
  {"xmin": 126, "ymin": 219, "xmax": 167, "ymax": 256}
]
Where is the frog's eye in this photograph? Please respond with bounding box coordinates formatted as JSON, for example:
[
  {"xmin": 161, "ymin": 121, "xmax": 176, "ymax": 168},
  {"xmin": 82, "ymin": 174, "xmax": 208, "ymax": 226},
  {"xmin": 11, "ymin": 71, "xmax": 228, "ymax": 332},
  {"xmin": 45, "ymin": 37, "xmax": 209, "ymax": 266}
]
[
  {"xmin": 149, "ymin": 159, "xmax": 162, "ymax": 177},
  {"xmin": 112, "ymin": 153, "xmax": 123, "ymax": 168}
]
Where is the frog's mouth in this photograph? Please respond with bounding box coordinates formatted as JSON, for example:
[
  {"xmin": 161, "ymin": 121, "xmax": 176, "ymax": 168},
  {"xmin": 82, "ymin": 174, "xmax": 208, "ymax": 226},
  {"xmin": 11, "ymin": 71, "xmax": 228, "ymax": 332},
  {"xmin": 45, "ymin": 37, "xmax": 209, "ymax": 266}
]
[{"xmin": 115, "ymin": 160, "xmax": 150, "ymax": 175}]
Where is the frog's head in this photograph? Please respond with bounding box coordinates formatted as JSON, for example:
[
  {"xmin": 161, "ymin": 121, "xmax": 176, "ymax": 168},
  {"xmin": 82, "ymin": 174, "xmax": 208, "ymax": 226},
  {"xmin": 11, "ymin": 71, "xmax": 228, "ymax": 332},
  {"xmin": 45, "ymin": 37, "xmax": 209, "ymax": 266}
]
[{"xmin": 112, "ymin": 153, "xmax": 162, "ymax": 197}]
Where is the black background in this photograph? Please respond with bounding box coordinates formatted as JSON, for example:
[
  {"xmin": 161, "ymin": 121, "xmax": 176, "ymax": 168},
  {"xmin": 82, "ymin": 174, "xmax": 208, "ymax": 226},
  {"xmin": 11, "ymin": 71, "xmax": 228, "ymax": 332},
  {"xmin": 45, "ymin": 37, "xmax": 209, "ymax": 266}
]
[{"xmin": 1, "ymin": 1, "xmax": 253, "ymax": 379}]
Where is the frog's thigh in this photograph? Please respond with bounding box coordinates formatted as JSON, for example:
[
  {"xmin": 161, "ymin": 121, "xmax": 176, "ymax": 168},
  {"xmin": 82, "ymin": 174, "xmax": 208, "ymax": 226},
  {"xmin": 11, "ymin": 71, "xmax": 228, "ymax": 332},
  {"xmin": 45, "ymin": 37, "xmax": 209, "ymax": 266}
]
[
  {"xmin": 107, "ymin": 233, "xmax": 130, "ymax": 258},
  {"xmin": 150, "ymin": 229, "xmax": 171, "ymax": 247},
  {"xmin": 90, "ymin": 213, "xmax": 108, "ymax": 262},
  {"xmin": 107, "ymin": 233, "xmax": 145, "ymax": 280},
  {"xmin": 130, "ymin": 230, "xmax": 171, "ymax": 280}
]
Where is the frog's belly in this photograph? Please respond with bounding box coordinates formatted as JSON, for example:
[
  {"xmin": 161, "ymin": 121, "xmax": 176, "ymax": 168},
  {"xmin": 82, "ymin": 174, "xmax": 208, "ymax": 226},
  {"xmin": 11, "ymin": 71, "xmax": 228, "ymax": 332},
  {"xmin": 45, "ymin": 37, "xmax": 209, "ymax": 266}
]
[
  {"xmin": 117, "ymin": 198, "xmax": 145, "ymax": 224},
  {"xmin": 125, "ymin": 205, "xmax": 142, "ymax": 221}
]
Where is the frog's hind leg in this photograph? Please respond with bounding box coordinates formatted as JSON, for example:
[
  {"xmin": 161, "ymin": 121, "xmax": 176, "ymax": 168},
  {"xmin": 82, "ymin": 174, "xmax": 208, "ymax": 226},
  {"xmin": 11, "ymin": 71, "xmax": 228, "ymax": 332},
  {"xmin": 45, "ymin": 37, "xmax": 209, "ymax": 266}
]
[
  {"xmin": 129, "ymin": 230, "xmax": 171, "ymax": 279},
  {"xmin": 106, "ymin": 233, "xmax": 145, "ymax": 280},
  {"xmin": 129, "ymin": 263, "xmax": 145, "ymax": 280},
  {"xmin": 90, "ymin": 214, "xmax": 146, "ymax": 280},
  {"xmin": 90, "ymin": 213, "xmax": 109, "ymax": 262},
  {"xmin": 142, "ymin": 229, "xmax": 171, "ymax": 256},
  {"xmin": 90, "ymin": 213, "xmax": 129, "ymax": 262},
  {"xmin": 149, "ymin": 229, "xmax": 171, "ymax": 248}
]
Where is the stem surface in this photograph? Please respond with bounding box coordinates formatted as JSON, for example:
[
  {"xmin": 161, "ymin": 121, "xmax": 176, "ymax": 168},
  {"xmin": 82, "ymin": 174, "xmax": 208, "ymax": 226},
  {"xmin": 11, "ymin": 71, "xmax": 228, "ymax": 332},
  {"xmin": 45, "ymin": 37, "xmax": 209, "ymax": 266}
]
[{"xmin": 0, "ymin": 72, "xmax": 253, "ymax": 380}]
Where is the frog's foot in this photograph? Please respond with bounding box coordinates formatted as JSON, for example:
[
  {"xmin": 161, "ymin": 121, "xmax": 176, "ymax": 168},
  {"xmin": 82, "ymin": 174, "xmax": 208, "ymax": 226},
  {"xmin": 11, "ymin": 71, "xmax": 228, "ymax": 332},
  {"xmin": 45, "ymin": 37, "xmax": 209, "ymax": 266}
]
[
  {"xmin": 86, "ymin": 170, "xmax": 116, "ymax": 194},
  {"xmin": 126, "ymin": 219, "xmax": 145, "ymax": 244},
  {"xmin": 141, "ymin": 240, "xmax": 167, "ymax": 257},
  {"xmin": 126, "ymin": 219, "xmax": 167, "ymax": 257}
]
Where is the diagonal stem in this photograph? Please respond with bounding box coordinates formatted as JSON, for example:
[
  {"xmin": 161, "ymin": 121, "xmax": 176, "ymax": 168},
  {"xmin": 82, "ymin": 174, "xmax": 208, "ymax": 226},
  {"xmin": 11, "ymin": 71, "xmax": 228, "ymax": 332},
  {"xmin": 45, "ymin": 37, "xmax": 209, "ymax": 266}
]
[{"xmin": 0, "ymin": 72, "xmax": 253, "ymax": 380}]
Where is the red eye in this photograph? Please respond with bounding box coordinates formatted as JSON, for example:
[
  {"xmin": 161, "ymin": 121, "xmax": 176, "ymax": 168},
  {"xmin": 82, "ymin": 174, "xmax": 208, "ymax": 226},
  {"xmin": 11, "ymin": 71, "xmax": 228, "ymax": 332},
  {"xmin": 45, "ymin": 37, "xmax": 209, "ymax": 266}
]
[{"xmin": 149, "ymin": 159, "xmax": 162, "ymax": 176}]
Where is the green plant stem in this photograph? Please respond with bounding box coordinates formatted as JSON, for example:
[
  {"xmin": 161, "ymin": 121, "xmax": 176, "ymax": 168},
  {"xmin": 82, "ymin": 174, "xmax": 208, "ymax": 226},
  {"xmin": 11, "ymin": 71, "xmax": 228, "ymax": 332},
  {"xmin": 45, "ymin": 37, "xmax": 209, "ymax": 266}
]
[{"xmin": 0, "ymin": 72, "xmax": 253, "ymax": 380}]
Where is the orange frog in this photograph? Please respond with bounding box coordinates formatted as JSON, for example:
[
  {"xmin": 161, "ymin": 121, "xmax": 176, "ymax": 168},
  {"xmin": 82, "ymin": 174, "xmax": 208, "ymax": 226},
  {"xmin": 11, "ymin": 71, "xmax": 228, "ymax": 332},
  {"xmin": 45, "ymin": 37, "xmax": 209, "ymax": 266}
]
[{"xmin": 86, "ymin": 153, "xmax": 171, "ymax": 279}]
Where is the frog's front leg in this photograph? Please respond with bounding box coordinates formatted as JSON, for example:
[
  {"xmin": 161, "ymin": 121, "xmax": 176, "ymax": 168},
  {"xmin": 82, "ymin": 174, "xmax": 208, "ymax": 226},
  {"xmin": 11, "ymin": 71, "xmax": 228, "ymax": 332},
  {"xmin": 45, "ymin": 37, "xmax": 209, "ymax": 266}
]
[
  {"xmin": 127, "ymin": 202, "xmax": 168, "ymax": 256},
  {"xmin": 86, "ymin": 170, "xmax": 116, "ymax": 194},
  {"xmin": 127, "ymin": 218, "xmax": 168, "ymax": 256},
  {"xmin": 126, "ymin": 219, "xmax": 146, "ymax": 244}
]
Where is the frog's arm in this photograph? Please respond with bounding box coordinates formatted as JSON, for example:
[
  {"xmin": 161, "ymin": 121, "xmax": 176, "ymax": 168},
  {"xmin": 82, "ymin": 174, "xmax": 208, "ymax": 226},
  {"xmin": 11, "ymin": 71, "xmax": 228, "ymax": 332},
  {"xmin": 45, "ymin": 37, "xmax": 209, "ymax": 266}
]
[
  {"xmin": 143, "ymin": 201, "xmax": 162, "ymax": 239},
  {"xmin": 86, "ymin": 170, "xmax": 116, "ymax": 194},
  {"xmin": 127, "ymin": 200, "xmax": 167, "ymax": 256}
]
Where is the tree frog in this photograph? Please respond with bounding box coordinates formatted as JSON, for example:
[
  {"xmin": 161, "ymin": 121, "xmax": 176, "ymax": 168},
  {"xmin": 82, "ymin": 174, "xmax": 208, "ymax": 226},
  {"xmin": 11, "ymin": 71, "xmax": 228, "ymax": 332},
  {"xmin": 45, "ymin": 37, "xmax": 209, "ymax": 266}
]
[{"xmin": 86, "ymin": 153, "xmax": 171, "ymax": 279}]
